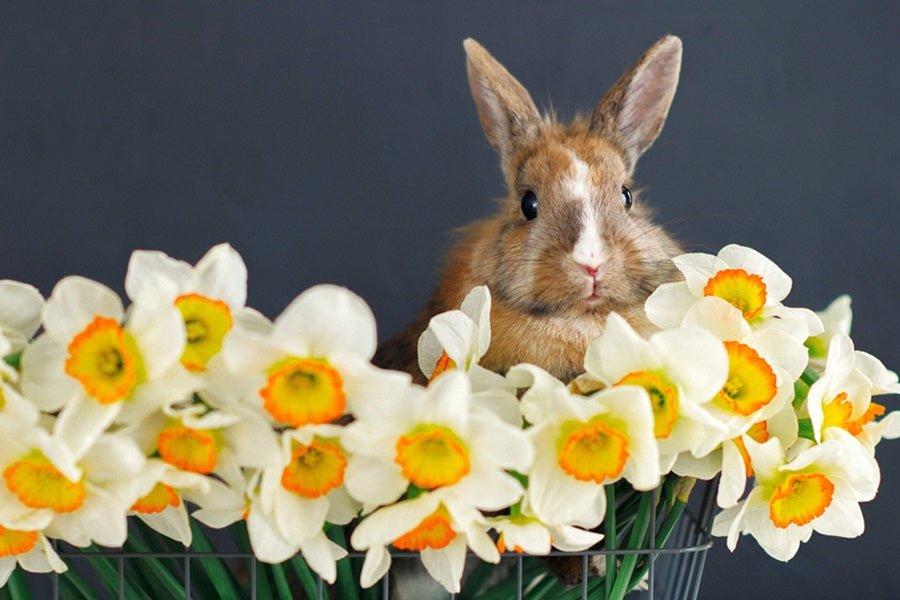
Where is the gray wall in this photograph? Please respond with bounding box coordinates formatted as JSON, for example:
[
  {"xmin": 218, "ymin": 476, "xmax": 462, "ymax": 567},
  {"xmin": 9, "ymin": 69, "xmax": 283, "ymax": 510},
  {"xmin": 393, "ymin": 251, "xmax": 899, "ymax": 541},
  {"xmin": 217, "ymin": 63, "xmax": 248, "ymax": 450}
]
[{"xmin": 1, "ymin": 2, "xmax": 897, "ymax": 597}]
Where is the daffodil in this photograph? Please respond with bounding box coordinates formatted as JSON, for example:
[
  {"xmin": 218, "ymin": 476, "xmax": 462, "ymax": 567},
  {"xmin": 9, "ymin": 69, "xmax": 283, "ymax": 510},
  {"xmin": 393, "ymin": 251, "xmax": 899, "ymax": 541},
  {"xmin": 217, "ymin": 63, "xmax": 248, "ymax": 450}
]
[
  {"xmin": 0, "ymin": 279, "xmax": 44, "ymax": 354},
  {"xmin": 221, "ymin": 284, "xmax": 410, "ymax": 428},
  {"xmin": 806, "ymin": 334, "xmax": 900, "ymax": 451},
  {"xmin": 418, "ymin": 286, "xmax": 507, "ymax": 390},
  {"xmin": 126, "ymin": 244, "xmax": 251, "ymax": 373},
  {"xmin": 645, "ymin": 245, "xmax": 823, "ymax": 342},
  {"xmin": 21, "ymin": 276, "xmax": 196, "ymax": 458},
  {"xmin": 508, "ymin": 364, "xmax": 658, "ymax": 528},
  {"xmin": 674, "ymin": 297, "xmax": 808, "ymax": 456},
  {"xmin": 489, "ymin": 494, "xmax": 604, "ymax": 556},
  {"xmin": 350, "ymin": 488, "xmax": 499, "ymax": 593},
  {"xmin": 187, "ymin": 468, "xmax": 348, "ymax": 583},
  {"xmin": 676, "ymin": 402, "xmax": 797, "ymax": 509},
  {"xmin": 712, "ymin": 431, "xmax": 879, "ymax": 561},
  {"xmin": 341, "ymin": 370, "xmax": 532, "ymax": 512},
  {"xmin": 0, "ymin": 415, "xmax": 145, "ymax": 548},
  {"xmin": 805, "ymin": 295, "xmax": 852, "ymax": 369},
  {"xmin": 116, "ymin": 458, "xmax": 210, "ymax": 546},
  {"xmin": 0, "ymin": 528, "xmax": 66, "ymax": 587},
  {"xmin": 123, "ymin": 399, "xmax": 280, "ymax": 478},
  {"xmin": 257, "ymin": 425, "xmax": 360, "ymax": 548},
  {"xmin": 583, "ymin": 312, "xmax": 728, "ymax": 470}
]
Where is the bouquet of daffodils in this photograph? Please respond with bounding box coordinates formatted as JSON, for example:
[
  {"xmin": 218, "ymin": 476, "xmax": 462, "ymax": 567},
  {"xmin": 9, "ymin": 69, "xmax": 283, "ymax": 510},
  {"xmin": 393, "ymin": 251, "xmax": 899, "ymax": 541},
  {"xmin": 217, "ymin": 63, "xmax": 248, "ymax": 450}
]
[{"xmin": 1, "ymin": 243, "xmax": 897, "ymax": 598}]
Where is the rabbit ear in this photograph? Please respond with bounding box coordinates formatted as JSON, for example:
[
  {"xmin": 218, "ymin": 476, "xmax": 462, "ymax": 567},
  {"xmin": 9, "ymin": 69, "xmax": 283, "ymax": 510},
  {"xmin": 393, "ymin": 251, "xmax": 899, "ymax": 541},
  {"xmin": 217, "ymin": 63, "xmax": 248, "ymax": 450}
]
[
  {"xmin": 464, "ymin": 38, "xmax": 542, "ymax": 158},
  {"xmin": 591, "ymin": 35, "xmax": 682, "ymax": 170}
]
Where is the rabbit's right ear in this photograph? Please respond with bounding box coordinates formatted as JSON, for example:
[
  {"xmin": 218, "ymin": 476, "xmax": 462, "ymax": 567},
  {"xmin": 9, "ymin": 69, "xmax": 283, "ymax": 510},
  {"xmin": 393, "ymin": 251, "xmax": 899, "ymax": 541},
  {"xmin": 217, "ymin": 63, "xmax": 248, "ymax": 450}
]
[
  {"xmin": 590, "ymin": 35, "xmax": 682, "ymax": 171},
  {"xmin": 464, "ymin": 39, "xmax": 542, "ymax": 159}
]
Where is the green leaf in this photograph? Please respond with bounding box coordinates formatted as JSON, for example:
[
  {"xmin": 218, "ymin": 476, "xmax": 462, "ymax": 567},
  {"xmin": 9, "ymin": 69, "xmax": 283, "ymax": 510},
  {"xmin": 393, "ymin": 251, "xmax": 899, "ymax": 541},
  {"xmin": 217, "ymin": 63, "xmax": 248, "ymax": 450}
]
[
  {"xmin": 327, "ymin": 526, "xmax": 360, "ymax": 600},
  {"xmin": 608, "ymin": 491, "xmax": 653, "ymax": 600},
  {"xmin": 793, "ymin": 378, "xmax": 810, "ymax": 410},
  {"xmin": 124, "ymin": 532, "xmax": 186, "ymax": 598},
  {"xmin": 270, "ymin": 563, "xmax": 293, "ymax": 600},
  {"xmin": 7, "ymin": 568, "xmax": 31, "ymax": 600},
  {"xmin": 189, "ymin": 521, "xmax": 240, "ymax": 600},
  {"xmin": 604, "ymin": 485, "xmax": 617, "ymax": 599},
  {"xmin": 59, "ymin": 566, "xmax": 99, "ymax": 600},
  {"xmin": 83, "ymin": 546, "xmax": 151, "ymax": 600},
  {"xmin": 289, "ymin": 555, "xmax": 320, "ymax": 599}
]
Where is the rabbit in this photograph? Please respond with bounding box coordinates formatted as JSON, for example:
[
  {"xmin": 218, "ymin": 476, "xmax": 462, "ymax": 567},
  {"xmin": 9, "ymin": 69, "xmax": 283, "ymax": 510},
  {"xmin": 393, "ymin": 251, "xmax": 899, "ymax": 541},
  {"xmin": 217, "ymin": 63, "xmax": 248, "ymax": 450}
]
[{"xmin": 375, "ymin": 35, "xmax": 685, "ymax": 386}]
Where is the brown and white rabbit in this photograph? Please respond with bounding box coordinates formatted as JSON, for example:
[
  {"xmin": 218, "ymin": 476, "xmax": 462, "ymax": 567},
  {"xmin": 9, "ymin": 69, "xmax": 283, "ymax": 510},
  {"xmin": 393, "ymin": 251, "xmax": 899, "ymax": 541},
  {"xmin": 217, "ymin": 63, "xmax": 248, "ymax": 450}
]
[{"xmin": 375, "ymin": 35, "xmax": 685, "ymax": 385}]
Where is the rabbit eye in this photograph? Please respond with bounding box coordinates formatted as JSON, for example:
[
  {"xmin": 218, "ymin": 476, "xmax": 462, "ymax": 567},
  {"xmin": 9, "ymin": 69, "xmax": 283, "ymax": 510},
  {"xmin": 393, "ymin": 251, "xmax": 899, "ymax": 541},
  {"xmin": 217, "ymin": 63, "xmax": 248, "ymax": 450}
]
[
  {"xmin": 621, "ymin": 185, "xmax": 633, "ymax": 210},
  {"xmin": 521, "ymin": 191, "xmax": 539, "ymax": 220}
]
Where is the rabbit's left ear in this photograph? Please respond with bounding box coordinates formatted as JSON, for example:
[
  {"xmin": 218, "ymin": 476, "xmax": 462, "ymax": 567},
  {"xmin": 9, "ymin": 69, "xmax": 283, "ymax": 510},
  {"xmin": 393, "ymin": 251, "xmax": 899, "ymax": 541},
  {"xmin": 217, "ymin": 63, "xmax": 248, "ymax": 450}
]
[
  {"xmin": 464, "ymin": 38, "xmax": 542, "ymax": 161},
  {"xmin": 591, "ymin": 35, "xmax": 682, "ymax": 170}
]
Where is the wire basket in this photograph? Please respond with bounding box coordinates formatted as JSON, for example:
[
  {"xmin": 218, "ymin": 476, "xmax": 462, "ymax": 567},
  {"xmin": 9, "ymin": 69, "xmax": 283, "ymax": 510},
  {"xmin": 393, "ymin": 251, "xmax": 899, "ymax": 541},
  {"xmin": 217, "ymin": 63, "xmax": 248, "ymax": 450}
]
[{"xmin": 11, "ymin": 481, "xmax": 716, "ymax": 600}]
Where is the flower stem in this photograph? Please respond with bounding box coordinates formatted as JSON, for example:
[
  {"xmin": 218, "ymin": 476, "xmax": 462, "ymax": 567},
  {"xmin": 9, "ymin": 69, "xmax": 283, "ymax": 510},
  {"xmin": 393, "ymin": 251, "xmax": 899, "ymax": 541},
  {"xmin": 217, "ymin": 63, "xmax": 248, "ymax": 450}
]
[
  {"xmin": 604, "ymin": 484, "xmax": 617, "ymax": 599},
  {"xmin": 608, "ymin": 490, "xmax": 653, "ymax": 600}
]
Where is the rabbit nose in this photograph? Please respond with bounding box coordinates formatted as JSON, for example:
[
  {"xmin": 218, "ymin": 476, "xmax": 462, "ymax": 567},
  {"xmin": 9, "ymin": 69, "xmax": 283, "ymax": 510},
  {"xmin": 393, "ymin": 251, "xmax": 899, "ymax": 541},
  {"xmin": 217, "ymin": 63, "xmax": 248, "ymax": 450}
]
[{"xmin": 578, "ymin": 262, "xmax": 603, "ymax": 278}]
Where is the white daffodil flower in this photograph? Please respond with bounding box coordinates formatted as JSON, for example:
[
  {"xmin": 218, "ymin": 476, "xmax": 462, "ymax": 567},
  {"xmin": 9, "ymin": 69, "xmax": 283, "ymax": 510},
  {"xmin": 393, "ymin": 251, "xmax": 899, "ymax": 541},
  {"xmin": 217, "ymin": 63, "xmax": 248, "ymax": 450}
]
[
  {"xmin": 712, "ymin": 431, "xmax": 879, "ymax": 561},
  {"xmin": 806, "ymin": 334, "xmax": 900, "ymax": 451},
  {"xmin": 257, "ymin": 425, "xmax": 360, "ymax": 548},
  {"xmin": 350, "ymin": 488, "xmax": 499, "ymax": 593},
  {"xmin": 20, "ymin": 276, "xmax": 196, "ymax": 458},
  {"xmin": 0, "ymin": 280, "xmax": 44, "ymax": 355},
  {"xmin": 116, "ymin": 459, "xmax": 210, "ymax": 546},
  {"xmin": 489, "ymin": 492, "xmax": 604, "ymax": 556},
  {"xmin": 126, "ymin": 244, "xmax": 255, "ymax": 373},
  {"xmin": 676, "ymin": 402, "xmax": 798, "ymax": 509},
  {"xmin": 805, "ymin": 295, "xmax": 852, "ymax": 369},
  {"xmin": 673, "ymin": 297, "xmax": 808, "ymax": 456},
  {"xmin": 0, "ymin": 415, "xmax": 144, "ymax": 548},
  {"xmin": 645, "ymin": 244, "xmax": 823, "ymax": 342},
  {"xmin": 222, "ymin": 284, "xmax": 410, "ymax": 428},
  {"xmin": 123, "ymin": 399, "xmax": 280, "ymax": 479},
  {"xmin": 341, "ymin": 371, "xmax": 532, "ymax": 512},
  {"xmin": 418, "ymin": 286, "xmax": 507, "ymax": 390},
  {"xmin": 186, "ymin": 466, "xmax": 348, "ymax": 583},
  {"xmin": 0, "ymin": 528, "xmax": 66, "ymax": 587},
  {"xmin": 584, "ymin": 312, "xmax": 729, "ymax": 471},
  {"xmin": 507, "ymin": 364, "xmax": 659, "ymax": 529}
]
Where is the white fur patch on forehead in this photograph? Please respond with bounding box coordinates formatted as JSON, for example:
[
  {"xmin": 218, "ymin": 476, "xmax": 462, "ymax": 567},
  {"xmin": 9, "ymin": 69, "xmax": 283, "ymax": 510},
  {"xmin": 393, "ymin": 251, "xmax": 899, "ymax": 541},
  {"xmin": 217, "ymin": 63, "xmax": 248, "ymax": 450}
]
[
  {"xmin": 562, "ymin": 151, "xmax": 592, "ymax": 201},
  {"xmin": 566, "ymin": 150, "xmax": 607, "ymax": 270}
]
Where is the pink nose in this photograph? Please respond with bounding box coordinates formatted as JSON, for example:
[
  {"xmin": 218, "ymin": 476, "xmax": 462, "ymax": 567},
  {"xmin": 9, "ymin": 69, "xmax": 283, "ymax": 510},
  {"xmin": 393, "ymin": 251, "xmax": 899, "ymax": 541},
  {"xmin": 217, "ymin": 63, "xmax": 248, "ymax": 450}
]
[{"xmin": 579, "ymin": 263, "xmax": 602, "ymax": 277}]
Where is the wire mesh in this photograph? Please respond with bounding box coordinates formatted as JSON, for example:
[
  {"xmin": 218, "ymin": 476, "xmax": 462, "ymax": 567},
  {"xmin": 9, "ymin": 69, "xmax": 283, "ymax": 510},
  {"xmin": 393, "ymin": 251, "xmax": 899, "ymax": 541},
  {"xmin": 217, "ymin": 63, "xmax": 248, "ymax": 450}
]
[{"xmin": 14, "ymin": 482, "xmax": 717, "ymax": 599}]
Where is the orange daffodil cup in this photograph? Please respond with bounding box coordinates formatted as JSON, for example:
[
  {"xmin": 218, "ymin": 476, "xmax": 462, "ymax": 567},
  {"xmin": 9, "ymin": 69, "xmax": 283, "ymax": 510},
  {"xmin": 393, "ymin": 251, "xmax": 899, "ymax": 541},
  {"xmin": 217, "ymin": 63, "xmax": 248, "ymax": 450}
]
[{"xmin": 0, "ymin": 241, "xmax": 898, "ymax": 594}]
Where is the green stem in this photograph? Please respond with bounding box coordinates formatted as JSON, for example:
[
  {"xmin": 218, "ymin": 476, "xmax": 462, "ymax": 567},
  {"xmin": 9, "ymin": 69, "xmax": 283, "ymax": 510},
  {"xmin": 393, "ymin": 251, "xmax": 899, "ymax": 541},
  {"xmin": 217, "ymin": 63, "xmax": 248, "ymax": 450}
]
[
  {"xmin": 627, "ymin": 492, "xmax": 690, "ymax": 589},
  {"xmin": 604, "ymin": 485, "xmax": 617, "ymax": 599},
  {"xmin": 289, "ymin": 555, "xmax": 319, "ymax": 599},
  {"xmin": 327, "ymin": 525, "xmax": 360, "ymax": 600},
  {"xmin": 189, "ymin": 521, "xmax": 240, "ymax": 600},
  {"xmin": 608, "ymin": 491, "xmax": 653, "ymax": 600},
  {"xmin": 7, "ymin": 568, "xmax": 31, "ymax": 600},
  {"xmin": 800, "ymin": 367, "xmax": 820, "ymax": 388},
  {"xmin": 270, "ymin": 563, "xmax": 293, "ymax": 600},
  {"xmin": 793, "ymin": 378, "xmax": 810, "ymax": 410},
  {"xmin": 797, "ymin": 418, "xmax": 816, "ymax": 441}
]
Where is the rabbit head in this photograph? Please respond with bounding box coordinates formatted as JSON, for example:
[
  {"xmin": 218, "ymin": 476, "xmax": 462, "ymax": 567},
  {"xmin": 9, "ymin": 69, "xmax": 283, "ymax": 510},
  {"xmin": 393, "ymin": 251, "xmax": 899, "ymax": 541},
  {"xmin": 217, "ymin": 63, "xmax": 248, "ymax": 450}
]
[{"xmin": 461, "ymin": 36, "xmax": 683, "ymax": 320}]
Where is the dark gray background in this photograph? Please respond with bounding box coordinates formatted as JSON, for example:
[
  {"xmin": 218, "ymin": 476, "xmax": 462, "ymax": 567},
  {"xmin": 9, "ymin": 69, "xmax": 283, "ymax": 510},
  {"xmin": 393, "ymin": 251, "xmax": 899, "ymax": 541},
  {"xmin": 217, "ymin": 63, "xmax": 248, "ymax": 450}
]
[{"xmin": 1, "ymin": 2, "xmax": 897, "ymax": 598}]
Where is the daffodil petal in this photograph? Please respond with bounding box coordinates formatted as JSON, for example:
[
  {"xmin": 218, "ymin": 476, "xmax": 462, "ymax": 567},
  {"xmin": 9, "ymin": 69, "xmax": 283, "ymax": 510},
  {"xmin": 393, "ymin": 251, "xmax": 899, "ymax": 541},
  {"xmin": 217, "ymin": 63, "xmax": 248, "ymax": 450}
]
[
  {"xmin": 0, "ymin": 280, "xmax": 44, "ymax": 348},
  {"xmin": 644, "ymin": 281, "xmax": 698, "ymax": 330},
  {"xmin": 192, "ymin": 244, "xmax": 248, "ymax": 310},
  {"xmin": 43, "ymin": 277, "xmax": 124, "ymax": 343},
  {"xmin": 360, "ymin": 545, "xmax": 391, "ymax": 589},
  {"xmin": 420, "ymin": 536, "xmax": 467, "ymax": 594},
  {"xmin": 137, "ymin": 505, "xmax": 192, "ymax": 546},
  {"xmin": 274, "ymin": 285, "xmax": 377, "ymax": 361},
  {"xmin": 53, "ymin": 396, "xmax": 122, "ymax": 462},
  {"xmin": 20, "ymin": 334, "xmax": 81, "ymax": 412}
]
